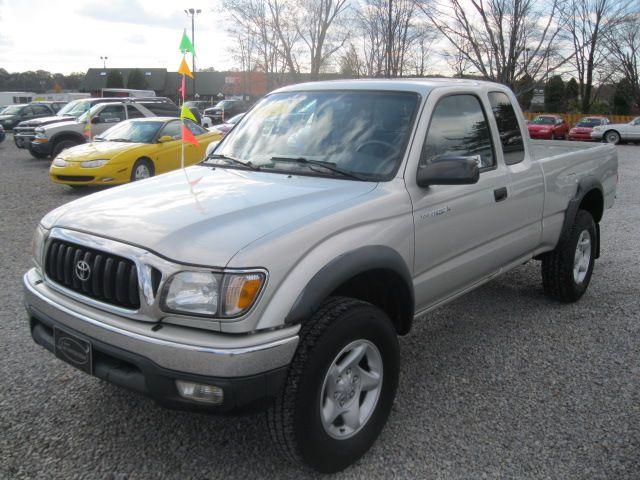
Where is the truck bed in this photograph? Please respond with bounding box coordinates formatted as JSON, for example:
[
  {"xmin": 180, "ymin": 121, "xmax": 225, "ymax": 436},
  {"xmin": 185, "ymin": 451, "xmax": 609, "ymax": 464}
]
[{"xmin": 529, "ymin": 139, "xmax": 618, "ymax": 254}]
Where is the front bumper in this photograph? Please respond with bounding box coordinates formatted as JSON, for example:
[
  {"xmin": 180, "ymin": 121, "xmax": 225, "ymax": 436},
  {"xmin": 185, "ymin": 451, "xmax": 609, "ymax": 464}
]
[
  {"xmin": 49, "ymin": 162, "xmax": 131, "ymax": 185},
  {"xmin": 528, "ymin": 131, "xmax": 553, "ymax": 139},
  {"xmin": 30, "ymin": 139, "xmax": 54, "ymax": 156},
  {"xmin": 24, "ymin": 269, "xmax": 298, "ymax": 412},
  {"xmin": 14, "ymin": 132, "xmax": 35, "ymax": 148}
]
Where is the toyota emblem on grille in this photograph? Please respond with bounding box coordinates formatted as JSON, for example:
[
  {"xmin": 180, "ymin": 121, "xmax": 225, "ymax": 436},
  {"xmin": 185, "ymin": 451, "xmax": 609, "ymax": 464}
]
[{"xmin": 75, "ymin": 260, "xmax": 91, "ymax": 281}]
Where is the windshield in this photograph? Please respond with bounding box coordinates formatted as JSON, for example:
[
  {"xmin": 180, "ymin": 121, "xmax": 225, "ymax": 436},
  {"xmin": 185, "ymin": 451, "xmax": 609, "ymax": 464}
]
[
  {"xmin": 98, "ymin": 120, "xmax": 162, "ymax": 143},
  {"xmin": 57, "ymin": 100, "xmax": 90, "ymax": 117},
  {"xmin": 210, "ymin": 90, "xmax": 419, "ymax": 181},
  {"xmin": 576, "ymin": 118, "xmax": 604, "ymax": 127},
  {"xmin": 532, "ymin": 116, "xmax": 555, "ymax": 125},
  {"xmin": 2, "ymin": 105, "xmax": 26, "ymax": 115},
  {"xmin": 217, "ymin": 100, "xmax": 239, "ymax": 109}
]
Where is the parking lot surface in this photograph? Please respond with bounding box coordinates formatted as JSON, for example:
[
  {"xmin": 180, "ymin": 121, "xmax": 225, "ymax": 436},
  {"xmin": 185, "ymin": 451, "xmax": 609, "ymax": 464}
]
[{"xmin": 1, "ymin": 136, "xmax": 638, "ymax": 479}]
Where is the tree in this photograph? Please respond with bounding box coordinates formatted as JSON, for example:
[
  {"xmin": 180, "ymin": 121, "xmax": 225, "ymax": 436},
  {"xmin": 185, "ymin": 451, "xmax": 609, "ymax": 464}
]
[
  {"xmin": 561, "ymin": 0, "xmax": 634, "ymax": 114},
  {"xmin": 544, "ymin": 75, "xmax": 565, "ymax": 112},
  {"xmin": 514, "ymin": 74, "xmax": 535, "ymax": 110},
  {"xmin": 605, "ymin": 12, "xmax": 640, "ymax": 111},
  {"xmin": 565, "ymin": 77, "xmax": 579, "ymax": 103},
  {"xmin": 298, "ymin": 0, "xmax": 350, "ymax": 80},
  {"xmin": 613, "ymin": 78, "xmax": 633, "ymax": 114},
  {"xmin": 106, "ymin": 70, "xmax": 124, "ymax": 88},
  {"xmin": 419, "ymin": 0, "xmax": 568, "ymax": 94},
  {"xmin": 339, "ymin": 43, "xmax": 364, "ymax": 77},
  {"xmin": 126, "ymin": 68, "xmax": 148, "ymax": 90}
]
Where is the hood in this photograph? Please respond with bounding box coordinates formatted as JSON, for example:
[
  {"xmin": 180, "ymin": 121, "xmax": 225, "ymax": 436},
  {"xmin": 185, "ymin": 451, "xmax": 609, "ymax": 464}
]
[
  {"xmin": 0, "ymin": 114, "xmax": 17, "ymax": 121},
  {"xmin": 46, "ymin": 166, "xmax": 377, "ymax": 266},
  {"xmin": 59, "ymin": 141, "xmax": 146, "ymax": 161},
  {"xmin": 43, "ymin": 119, "xmax": 82, "ymax": 131},
  {"xmin": 18, "ymin": 115, "xmax": 74, "ymax": 128}
]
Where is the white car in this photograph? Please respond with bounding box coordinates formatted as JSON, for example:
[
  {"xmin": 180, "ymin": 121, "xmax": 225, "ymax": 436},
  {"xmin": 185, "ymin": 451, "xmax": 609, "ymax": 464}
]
[{"xmin": 591, "ymin": 116, "xmax": 640, "ymax": 144}]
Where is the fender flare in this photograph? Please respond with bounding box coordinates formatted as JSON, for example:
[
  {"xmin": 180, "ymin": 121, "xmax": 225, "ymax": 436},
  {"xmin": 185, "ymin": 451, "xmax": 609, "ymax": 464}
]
[
  {"xmin": 50, "ymin": 131, "xmax": 86, "ymax": 147},
  {"xmin": 285, "ymin": 245, "xmax": 414, "ymax": 332},
  {"xmin": 558, "ymin": 175, "xmax": 603, "ymax": 258}
]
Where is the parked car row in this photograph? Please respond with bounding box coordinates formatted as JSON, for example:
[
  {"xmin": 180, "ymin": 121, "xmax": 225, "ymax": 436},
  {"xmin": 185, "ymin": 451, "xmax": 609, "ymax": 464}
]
[
  {"xmin": 0, "ymin": 101, "xmax": 66, "ymax": 131},
  {"xmin": 526, "ymin": 114, "xmax": 640, "ymax": 144}
]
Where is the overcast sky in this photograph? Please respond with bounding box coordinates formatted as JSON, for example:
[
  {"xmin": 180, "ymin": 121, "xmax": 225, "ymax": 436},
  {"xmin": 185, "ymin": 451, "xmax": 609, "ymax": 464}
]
[{"xmin": 0, "ymin": 0, "xmax": 235, "ymax": 74}]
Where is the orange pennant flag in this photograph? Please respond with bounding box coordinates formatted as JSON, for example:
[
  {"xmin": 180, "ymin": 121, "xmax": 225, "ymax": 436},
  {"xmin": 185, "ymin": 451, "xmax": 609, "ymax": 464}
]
[
  {"xmin": 178, "ymin": 58, "xmax": 193, "ymax": 78},
  {"xmin": 182, "ymin": 124, "xmax": 200, "ymax": 147}
]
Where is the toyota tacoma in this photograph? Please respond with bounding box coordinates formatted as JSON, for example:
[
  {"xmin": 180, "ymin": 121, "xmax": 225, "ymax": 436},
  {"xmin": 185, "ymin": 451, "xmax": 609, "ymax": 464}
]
[{"xmin": 24, "ymin": 79, "xmax": 617, "ymax": 472}]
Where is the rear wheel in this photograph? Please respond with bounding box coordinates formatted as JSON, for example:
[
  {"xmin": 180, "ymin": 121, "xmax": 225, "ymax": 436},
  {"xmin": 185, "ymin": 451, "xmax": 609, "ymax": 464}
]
[
  {"xmin": 130, "ymin": 158, "xmax": 154, "ymax": 182},
  {"xmin": 541, "ymin": 210, "xmax": 597, "ymax": 302},
  {"xmin": 268, "ymin": 297, "xmax": 399, "ymax": 473},
  {"xmin": 604, "ymin": 130, "xmax": 620, "ymax": 144}
]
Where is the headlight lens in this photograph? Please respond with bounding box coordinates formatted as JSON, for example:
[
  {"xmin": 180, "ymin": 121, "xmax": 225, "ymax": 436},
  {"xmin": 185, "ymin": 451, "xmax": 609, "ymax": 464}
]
[
  {"xmin": 32, "ymin": 225, "xmax": 48, "ymax": 268},
  {"xmin": 81, "ymin": 159, "xmax": 108, "ymax": 168},
  {"xmin": 52, "ymin": 158, "xmax": 67, "ymax": 167},
  {"xmin": 162, "ymin": 270, "xmax": 265, "ymax": 318}
]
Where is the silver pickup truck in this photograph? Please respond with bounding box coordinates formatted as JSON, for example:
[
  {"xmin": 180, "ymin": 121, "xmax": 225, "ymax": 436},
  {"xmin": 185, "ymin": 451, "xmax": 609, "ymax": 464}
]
[{"xmin": 24, "ymin": 79, "xmax": 617, "ymax": 472}]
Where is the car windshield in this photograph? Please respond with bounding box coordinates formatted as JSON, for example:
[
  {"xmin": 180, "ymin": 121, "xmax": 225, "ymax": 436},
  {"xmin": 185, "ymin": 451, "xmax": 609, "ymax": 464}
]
[
  {"xmin": 209, "ymin": 90, "xmax": 419, "ymax": 181},
  {"xmin": 532, "ymin": 116, "xmax": 555, "ymax": 125},
  {"xmin": 2, "ymin": 105, "xmax": 26, "ymax": 115},
  {"xmin": 576, "ymin": 118, "xmax": 604, "ymax": 127},
  {"xmin": 57, "ymin": 100, "xmax": 90, "ymax": 117},
  {"xmin": 98, "ymin": 120, "xmax": 162, "ymax": 143},
  {"xmin": 217, "ymin": 100, "xmax": 238, "ymax": 109}
]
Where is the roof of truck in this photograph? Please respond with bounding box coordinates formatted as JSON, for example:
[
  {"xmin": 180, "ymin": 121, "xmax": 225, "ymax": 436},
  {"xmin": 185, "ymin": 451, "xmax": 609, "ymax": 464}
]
[{"xmin": 274, "ymin": 78, "xmax": 507, "ymax": 96}]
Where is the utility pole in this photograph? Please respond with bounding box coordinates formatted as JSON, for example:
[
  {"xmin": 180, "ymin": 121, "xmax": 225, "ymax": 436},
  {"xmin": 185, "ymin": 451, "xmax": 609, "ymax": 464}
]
[{"xmin": 184, "ymin": 8, "xmax": 202, "ymax": 99}]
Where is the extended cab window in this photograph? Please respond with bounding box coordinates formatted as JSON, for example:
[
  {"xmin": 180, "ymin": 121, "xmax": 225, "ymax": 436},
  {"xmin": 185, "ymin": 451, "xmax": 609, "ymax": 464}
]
[
  {"xmin": 488, "ymin": 92, "xmax": 525, "ymax": 165},
  {"xmin": 420, "ymin": 94, "xmax": 494, "ymax": 170},
  {"xmin": 126, "ymin": 105, "xmax": 145, "ymax": 119},
  {"xmin": 99, "ymin": 105, "xmax": 125, "ymax": 122}
]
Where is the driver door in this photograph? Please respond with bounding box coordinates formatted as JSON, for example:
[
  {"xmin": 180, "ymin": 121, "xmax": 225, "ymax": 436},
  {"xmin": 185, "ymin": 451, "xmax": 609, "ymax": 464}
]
[
  {"xmin": 406, "ymin": 92, "xmax": 512, "ymax": 312},
  {"xmin": 154, "ymin": 120, "xmax": 183, "ymax": 173}
]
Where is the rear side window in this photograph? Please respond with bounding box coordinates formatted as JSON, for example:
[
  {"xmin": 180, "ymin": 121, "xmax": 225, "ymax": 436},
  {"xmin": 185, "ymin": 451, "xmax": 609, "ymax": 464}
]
[
  {"xmin": 420, "ymin": 94, "xmax": 495, "ymax": 170},
  {"xmin": 142, "ymin": 102, "xmax": 180, "ymax": 117},
  {"xmin": 488, "ymin": 92, "xmax": 525, "ymax": 165}
]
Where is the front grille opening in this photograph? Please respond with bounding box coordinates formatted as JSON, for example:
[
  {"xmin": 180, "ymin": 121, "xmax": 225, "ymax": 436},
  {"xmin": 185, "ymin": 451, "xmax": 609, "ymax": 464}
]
[
  {"xmin": 55, "ymin": 175, "xmax": 95, "ymax": 182},
  {"xmin": 44, "ymin": 239, "xmax": 140, "ymax": 309}
]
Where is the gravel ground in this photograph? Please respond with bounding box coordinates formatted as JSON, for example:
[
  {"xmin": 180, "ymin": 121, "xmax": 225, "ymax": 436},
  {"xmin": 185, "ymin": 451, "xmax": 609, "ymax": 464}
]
[{"xmin": 0, "ymin": 136, "xmax": 638, "ymax": 480}]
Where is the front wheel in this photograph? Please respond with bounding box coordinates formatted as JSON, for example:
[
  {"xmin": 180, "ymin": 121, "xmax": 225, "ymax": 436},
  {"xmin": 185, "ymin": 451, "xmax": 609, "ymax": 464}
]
[
  {"xmin": 130, "ymin": 158, "xmax": 154, "ymax": 182},
  {"xmin": 541, "ymin": 210, "xmax": 597, "ymax": 302},
  {"xmin": 268, "ymin": 297, "xmax": 399, "ymax": 473}
]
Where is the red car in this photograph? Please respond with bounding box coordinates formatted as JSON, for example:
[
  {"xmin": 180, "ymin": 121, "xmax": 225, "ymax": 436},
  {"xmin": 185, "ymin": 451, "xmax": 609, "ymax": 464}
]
[
  {"xmin": 527, "ymin": 115, "xmax": 569, "ymax": 140},
  {"xmin": 567, "ymin": 116, "xmax": 610, "ymax": 141}
]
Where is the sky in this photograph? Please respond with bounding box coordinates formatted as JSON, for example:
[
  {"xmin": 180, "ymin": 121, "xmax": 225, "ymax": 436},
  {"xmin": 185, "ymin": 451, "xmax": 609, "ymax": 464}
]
[{"xmin": 0, "ymin": 0, "xmax": 235, "ymax": 74}]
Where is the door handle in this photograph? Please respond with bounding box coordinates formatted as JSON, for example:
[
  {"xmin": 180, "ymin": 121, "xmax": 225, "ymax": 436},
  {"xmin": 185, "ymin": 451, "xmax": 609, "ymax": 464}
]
[{"xmin": 494, "ymin": 187, "xmax": 508, "ymax": 202}]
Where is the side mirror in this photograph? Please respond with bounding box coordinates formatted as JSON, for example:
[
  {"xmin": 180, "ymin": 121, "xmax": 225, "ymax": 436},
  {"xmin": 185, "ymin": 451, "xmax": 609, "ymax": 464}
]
[
  {"xmin": 158, "ymin": 135, "xmax": 174, "ymax": 143},
  {"xmin": 416, "ymin": 156, "xmax": 480, "ymax": 187}
]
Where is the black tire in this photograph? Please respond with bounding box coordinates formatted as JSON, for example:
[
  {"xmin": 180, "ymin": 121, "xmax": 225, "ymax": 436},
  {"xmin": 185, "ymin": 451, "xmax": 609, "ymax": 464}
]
[
  {"xmin": 130, "ymin": 158, "xmax": 154, "ymax": 182},
  {"xmin": 603, "ymin": 130, "xmax": 620, "ymax": 145},
  {"xmin": 28, "ymin": 146, "xmax": 49, "ymax": 159},
  {"xmin": 541, "ymin": 210, "xmax": 597, "ymax": 302},
  {"xmin": 52, "ymin": 139, "xmax": 79, "ymax": 158},
  {"xmin": 268, "ymin": 297, "xmax": 399, "ymax": 473}
]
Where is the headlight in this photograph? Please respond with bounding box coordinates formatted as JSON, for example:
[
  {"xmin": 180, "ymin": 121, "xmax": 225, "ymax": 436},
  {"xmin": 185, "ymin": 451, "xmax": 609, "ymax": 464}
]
[
  {"xmin": 52, "ymin": 158, "xmax": 67, "ymax": 167},
  {"xmin": 162, "ymin": 270, "xmax": 266, "ymax": 318},
  {"xmin": 81, "ymin": 159, "xmax": 109, "ymax": 168},
  {"xmin": 32, "ymin": 225, "xmax": 48, "ymax": 269}
]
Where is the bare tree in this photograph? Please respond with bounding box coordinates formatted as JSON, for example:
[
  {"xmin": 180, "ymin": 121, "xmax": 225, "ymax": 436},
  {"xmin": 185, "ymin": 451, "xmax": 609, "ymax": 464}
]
[
  {"xmin": 267, "ymin": 0, "xmax": 302, "ymax": 79},
  {"xmin": 339, "ymin": 42, "xmax": 365, "ymax": 77},
  {"xmin": 419, "ymin": 0, "xmax": 568, "ymax": 94},
  {"xmin": 561, "ymin": 0, "xmax": 634, "ymax": 113},
  {"xmin": 355, "ymin": 0, "xmax": 432, "ymax": 77},
  {"xmin": 605, "ymin": 12, "xmax": 640, "ymax": 108},
  {"xmin": 297, "ymin": 0, "xmax": 350, "ymax": 79}
]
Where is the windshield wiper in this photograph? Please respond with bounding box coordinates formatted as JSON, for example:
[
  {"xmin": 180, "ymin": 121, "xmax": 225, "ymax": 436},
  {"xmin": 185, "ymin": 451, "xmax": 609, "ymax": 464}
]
[
  {"xmin": 268, "ymin": 156, "xmax": 366, "ymax": 181},
  {"xmin": 206, "ymin": 153, "xmax": 260, "ymax": 171}
]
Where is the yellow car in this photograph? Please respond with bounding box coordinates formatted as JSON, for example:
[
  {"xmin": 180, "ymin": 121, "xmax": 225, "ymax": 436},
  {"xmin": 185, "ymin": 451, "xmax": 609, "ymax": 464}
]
[{"xmin": 49, "ymin": 117, "xmax": 222, "ymax": 187}]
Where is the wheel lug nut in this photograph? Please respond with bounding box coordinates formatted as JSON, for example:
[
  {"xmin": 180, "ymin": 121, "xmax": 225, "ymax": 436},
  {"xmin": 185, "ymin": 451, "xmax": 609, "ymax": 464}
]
[
  {"xmin": 353, "ymin": 376, "xmax": 358, "ymax": 383},
  {"xmin": 346, "ymin": 368, "xmax": 351, "ymax": 375},
  {"xmin": 334, "ymin": 392, "xmax": 339, "ymax": 399}
]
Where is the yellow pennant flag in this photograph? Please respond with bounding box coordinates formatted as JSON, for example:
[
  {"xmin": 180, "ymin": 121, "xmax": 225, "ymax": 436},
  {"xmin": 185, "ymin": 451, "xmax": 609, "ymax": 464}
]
[
  {"xmin": 178, "ymin": 58, "xmax": 193, "ymax": 78},
  {"xmin": 180, "ymin": 105, "xmax": 197, "ymax": 122}
]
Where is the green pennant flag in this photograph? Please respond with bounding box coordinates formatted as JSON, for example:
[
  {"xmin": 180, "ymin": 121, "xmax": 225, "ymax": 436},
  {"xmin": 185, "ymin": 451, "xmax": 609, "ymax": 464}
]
[
  {"xmin": 179, "ymin": 29, "xmax": 195, "ymax": 55},
  {"xmin": 180, "ymin": 105, "xmax": 197, "ymax": 122}
]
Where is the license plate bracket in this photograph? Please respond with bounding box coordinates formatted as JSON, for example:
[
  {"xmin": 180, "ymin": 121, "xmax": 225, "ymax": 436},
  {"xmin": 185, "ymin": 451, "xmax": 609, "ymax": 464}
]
[{"xmin": 53, "ymin": 327, "xmax": 93, "ymax": 375}]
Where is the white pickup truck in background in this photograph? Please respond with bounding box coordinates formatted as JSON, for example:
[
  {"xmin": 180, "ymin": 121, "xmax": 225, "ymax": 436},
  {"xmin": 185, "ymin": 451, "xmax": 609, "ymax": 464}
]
[{"xmin": 24, "ymin": 79, "xmax": 617, "ymax": 472}]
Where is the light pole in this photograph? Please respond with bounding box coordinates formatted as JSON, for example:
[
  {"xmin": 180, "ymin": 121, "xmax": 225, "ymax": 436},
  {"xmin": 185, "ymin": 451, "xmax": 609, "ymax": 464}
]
[
  {"xmin": 100, "ymin": 56, "xmax": 108, "ymax": 69},
  {"xmin": 184, "ymin": 8, "xmax": 201, "ymax": 99}
]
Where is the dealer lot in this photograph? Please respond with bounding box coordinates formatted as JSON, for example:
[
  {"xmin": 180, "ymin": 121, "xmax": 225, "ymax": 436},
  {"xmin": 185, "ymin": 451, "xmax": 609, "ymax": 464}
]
[{"xmin": 0, "ymin": 136, "xmax": 638, "ymax": 479}]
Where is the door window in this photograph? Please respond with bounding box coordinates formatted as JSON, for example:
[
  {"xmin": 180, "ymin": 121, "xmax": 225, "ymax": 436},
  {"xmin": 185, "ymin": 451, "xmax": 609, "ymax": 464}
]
[
  {"xmin": 488, "ymin": 92, "xmax": 525, "ymax": 165},
  {"xmin": 98, "ymin": 105, "xmax": 124, "ymax": 122},
  {"xmin": 126, "ymin": 105, "xmax": 145, "ymax": 119},
  {"xmin": 159, "ymin": 120, "xmax": 182, "ymax": 140},
  {"xmin": 185, "ymin": 119, "xmax": 206, "ymax": 135},
  {"xmin": 420, "ymin": 94, "xmax": 495, "ymax": 170},
  {"xmin": 32, "ymin": 105, "xmax": 51, "ymax": 115}
]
